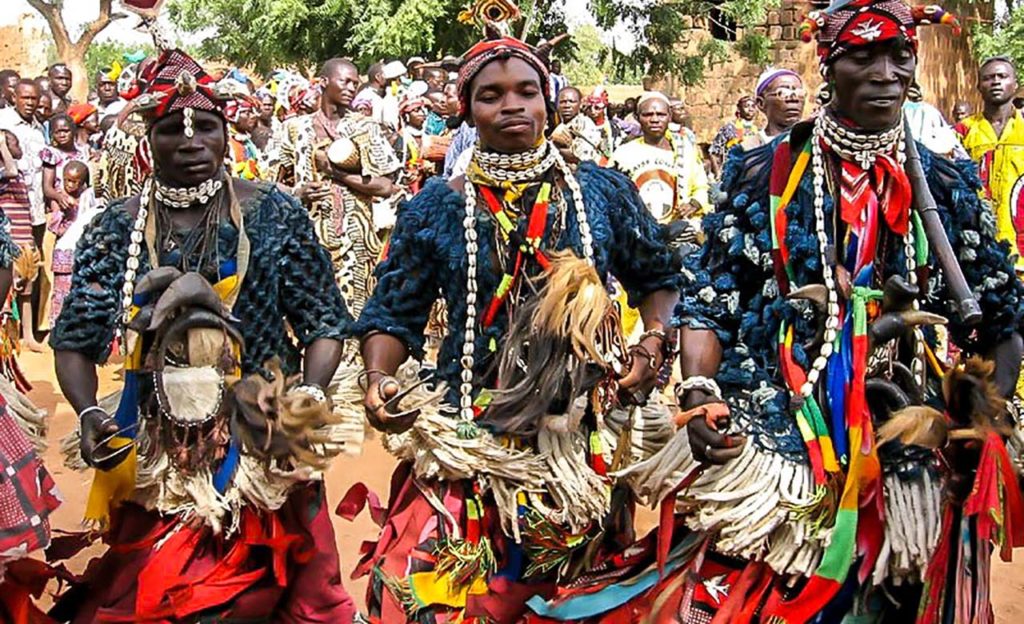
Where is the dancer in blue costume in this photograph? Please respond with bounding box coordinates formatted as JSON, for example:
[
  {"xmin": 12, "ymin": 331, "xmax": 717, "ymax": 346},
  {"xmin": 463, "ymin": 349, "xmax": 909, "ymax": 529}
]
[
  {"xmin": 48, "ymin": 46, "xmax": 357, "ymax": 622},
  {"xmin": 347, "ymin": 33, "xmax": 682, "ymax": 624},
  {"xmin": 530, "ymin": 2, "xmax": 1024, "ymax": 623}
]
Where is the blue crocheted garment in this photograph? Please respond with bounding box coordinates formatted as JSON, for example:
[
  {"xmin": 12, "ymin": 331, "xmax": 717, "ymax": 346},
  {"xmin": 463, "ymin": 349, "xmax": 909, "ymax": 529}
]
[
  {"xmin": 353, "ymin": 161, "xmax": 683, "ymax": 397},
  {"xmin": 50, "ymin": 183, "xmax": 350, "ymax": 375},
  {"xmin": 678, "ymin": 128, "xmax": 1024, "ymax": 461}
]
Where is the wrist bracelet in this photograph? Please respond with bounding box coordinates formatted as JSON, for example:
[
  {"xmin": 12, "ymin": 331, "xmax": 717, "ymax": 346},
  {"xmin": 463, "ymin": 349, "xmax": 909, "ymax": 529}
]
[
  {"xmin": 358, "ymin": 368, "xmax": 389, "ymax": 392},
  {"xmin": 78, "ymin": 405, "xmax": 109, "ymax": 421},
  {"xmin": 638, "ymin": 328, "xmax": 670, "ymax": 344},
  {"xmin": 292, "ymin": 384, "xmax": 328, "ymax": 404},
  {"xmin": 628, "ymin": 344, "xmax": 658, "ymax": 371},
  {"xmin": 675, "ymin": 376, "xmax": 723, "ymax": 401}
]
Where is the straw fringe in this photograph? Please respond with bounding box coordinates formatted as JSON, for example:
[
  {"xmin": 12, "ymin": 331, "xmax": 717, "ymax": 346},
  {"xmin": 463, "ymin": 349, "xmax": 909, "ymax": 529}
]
[
  {"xmin": 615, "ymin": 432, "xmax": 826, "ymax": 577},
  {"xmin": 600, "ymin": 397, "xmax": 676, "ymax": 467},
  {"xmin": 872, "ymin": 468, "xmax": 942, "ymax": 585},
  {"xmin": 327, "ymin": 361, "xmax": 371, "ymax": 456},
  {"xmin": 381, "ymin": 379, "xmax": 618, "ymax": 539},
  {"xmin": 0, "ymin": 375, "xmax": 47, "ymax": 452}
]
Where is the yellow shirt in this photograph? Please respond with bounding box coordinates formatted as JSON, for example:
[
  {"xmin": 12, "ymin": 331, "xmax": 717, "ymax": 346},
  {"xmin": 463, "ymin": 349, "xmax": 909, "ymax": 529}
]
[{"xmin": 961, "ymin": 111, "xmax": 1024, "ymax": 269}]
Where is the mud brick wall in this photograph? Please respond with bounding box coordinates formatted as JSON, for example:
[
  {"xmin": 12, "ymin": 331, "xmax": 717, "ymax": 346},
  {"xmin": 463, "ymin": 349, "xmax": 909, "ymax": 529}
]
[
  {"xmin": 651, "ymin": 0, "xmax": 992, "ymax": 143},
  {"xmin": 0, "ymin": 15, "xmax": 50, "ymax": 79}
]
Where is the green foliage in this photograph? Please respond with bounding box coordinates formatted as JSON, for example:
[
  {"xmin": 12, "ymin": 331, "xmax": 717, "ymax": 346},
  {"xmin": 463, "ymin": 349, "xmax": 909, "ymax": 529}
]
[
  {"xmin": 562, "ymin": 24, "xmax": 612, "ymax": 86},
  {"xmin": 592, "ymin": 0, "xmax": 781, "ymax": 82},
  {"xmin": 972, "ymin": 6, "xmax": 1024, "ymax": 72},
  {"xmin": 735, "ymin": 32, "xmax": 773, "ymax": 67},
  {"xmin": 168, "ymin": 0, "xmax": 569, "ymax": 76},
  {"xmin": 84, "ymin": 41, "xmax": 156, "ymax": 85}
]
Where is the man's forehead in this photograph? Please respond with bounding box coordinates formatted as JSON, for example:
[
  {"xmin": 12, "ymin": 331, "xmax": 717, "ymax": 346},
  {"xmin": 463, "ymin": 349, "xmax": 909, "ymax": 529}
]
[{"xmin": 981, "ymin": 62, "xmax": 1015, "ymax": 77}]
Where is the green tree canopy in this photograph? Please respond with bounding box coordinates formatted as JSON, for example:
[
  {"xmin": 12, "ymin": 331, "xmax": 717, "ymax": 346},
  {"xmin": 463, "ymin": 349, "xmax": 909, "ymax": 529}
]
[
  {"xmin": 84, "ymin": 40, "xmax": 157, "ymax": 85},
  {"xmin": 592, "ymin": 0, "xmax": 779, "ymax": 85},
  {"xmin": 168, "ymin": 0, "xmax": 570, "ymax": 75},
  {"xmin": 973, "ymin": 4, "xmax": 1024, "ymax": 73}
]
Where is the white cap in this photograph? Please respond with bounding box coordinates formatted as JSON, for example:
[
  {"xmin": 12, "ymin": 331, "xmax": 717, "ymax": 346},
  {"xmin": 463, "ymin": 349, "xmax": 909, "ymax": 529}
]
[{"xmin": 383, "ymin": 60, "xmax": 408, "ymax": 81}]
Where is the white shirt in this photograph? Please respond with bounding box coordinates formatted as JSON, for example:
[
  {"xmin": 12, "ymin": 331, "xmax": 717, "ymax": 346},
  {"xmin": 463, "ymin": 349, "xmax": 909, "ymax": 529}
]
[
  {"xmin": 0, "ymin": 107, "xmax": 47, "ymax": 224},
  {"xmin": 903, "ymin": 100, "xmax": 965, "ymax": 158},
  {"xmin": 98, "ymin": 98, "xmax": 128, "ymax": 118}
]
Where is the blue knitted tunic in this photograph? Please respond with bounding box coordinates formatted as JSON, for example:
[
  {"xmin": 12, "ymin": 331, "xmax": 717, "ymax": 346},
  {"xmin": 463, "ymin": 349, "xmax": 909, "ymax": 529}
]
[
  {"xmin": 50, "ymin": 182, "xmax": 350, "ymax": 375},
  {"xmin": 353, "ymin": 161, "xmax": 683, "ymax": 396},
  {"xmin": 677, "ymin": 126, "xmax": 1024, "ymax": 460}
]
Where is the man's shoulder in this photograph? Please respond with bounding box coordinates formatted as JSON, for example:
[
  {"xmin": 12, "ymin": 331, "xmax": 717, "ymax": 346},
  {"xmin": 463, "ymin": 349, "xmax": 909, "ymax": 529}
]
[{"xmin": 0, "ymin": 107, "xmax": 23, "ymax": 130}]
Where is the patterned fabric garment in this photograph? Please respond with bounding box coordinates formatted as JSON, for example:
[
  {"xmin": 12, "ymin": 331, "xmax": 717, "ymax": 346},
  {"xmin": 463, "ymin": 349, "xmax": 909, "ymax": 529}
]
[
  {"xmin": 709, "ymin": 118, "xmax": 760, "ymax": 160},
  {"xmin": 0, "ymin": 397, "xmax": 61, "ymax": 564},
  {"xmin": 610, "ymin": 134, "xmax": 710, "ymax": 223},
  {"xmin": 354, "ymin": 161, "xmax": 683, "ymax": 401},
  {"xmin": 49, "ymin": 182, "xmax": 350, "ymax": 375},
  {"xmin": 960, "ymin": 110, "xmax": 1024, "ymax": 272},
  {"xmin": 95, "ymin": 119, "xmax": 148, "ymax": 202},
  {"xmin": 554, "ymin": 114, "xmax": 602, "ymax": 163},
  {"xmin": 279, "ymin": 110, "xmax": 401, "ymax": 318}
]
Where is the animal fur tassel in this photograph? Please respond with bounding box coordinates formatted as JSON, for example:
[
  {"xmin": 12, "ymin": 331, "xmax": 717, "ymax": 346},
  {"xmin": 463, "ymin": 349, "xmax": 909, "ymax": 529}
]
[
  {"xmin": 483, "ymin": 251, "xmax": 621, "ymax": 436},
  {"xmin": 877, "ymin": 405, "xmax": 948, "ymax": 449}
]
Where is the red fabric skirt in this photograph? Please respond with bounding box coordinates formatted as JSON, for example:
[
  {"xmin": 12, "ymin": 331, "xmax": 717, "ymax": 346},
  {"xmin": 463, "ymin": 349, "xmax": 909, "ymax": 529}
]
[
  {"xmin": 0, "ymin": 397, "xmax": 60, "ymax": 562},
  {"xmin": 54, "ymin": 482, "xmax": 354, "ymax": 623},
  {"xmin": 348, "ymin": 462, "xmax": 559, "ymax": 624}
]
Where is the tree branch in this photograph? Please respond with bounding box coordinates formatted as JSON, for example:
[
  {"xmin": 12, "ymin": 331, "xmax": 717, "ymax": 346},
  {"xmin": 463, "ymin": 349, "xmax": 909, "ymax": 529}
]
[
  {"xmin": 26, "ymin": 0, "xmax": 71, "ymax": 53},
  {"xmin": 77, "ymin": 0, "xmax": 126, "ymax": 51}
]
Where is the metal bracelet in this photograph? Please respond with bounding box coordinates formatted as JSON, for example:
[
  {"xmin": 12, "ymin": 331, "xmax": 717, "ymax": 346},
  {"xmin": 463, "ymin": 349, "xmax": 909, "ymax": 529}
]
[
  {"xmin": 357, "ymin": 368, "xmax": 389, "ymax": 392},
  {"xmin": 292, "ymin": 383, "xmax": 328, "ymax": 404},
  {"xmin": 78, "ymin": 405, "xmax": 110, "ymax": 422},
  {"xmin": 675, "ymin": 376, "xmax": 723, "ymax": 401}
]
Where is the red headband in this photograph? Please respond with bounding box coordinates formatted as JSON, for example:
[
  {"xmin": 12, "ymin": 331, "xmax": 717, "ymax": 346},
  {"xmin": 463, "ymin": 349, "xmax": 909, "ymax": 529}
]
[
  {"xmin": 224, "ymin": 95, "xmax": 260, "ymax": 124},
  {"xmin": 456, "ymin": 37, "xmax": 550, "ymax": 117}
]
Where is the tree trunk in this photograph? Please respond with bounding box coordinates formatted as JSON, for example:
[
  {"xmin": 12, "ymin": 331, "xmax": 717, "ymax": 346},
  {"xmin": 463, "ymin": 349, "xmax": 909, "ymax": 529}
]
[
  {"xmin": 67, "ymin": 45, "xmax": 90, "ymax": 104},
  {"xmin": 26, "ymin": 0, "xmax": 123, "ymax": 104}
]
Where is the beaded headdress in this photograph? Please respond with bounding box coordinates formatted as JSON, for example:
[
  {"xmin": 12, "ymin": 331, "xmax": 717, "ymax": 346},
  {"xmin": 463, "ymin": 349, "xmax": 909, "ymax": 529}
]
[
  {"xmin": 132, "ymin": 49, "xmax": 226, "ymax": 123},
  {"xmin": 799, "ymin": 0, "xmax": 960, "ymax": 69}
]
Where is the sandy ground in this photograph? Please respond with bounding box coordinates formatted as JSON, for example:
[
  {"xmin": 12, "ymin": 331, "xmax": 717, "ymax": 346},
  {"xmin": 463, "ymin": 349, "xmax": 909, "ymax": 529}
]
[{"xmin": 16, "ymin": 347, "xmax": 1024, "ymax": 620}]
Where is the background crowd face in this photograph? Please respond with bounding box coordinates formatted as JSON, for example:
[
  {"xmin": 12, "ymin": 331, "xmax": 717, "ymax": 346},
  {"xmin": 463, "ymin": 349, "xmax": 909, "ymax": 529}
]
[
  {"xmin": 97, "ymin": 74, "xmax": 118, "ymax": 103},
  {"xmin": 321, "ymin": 62, "xmax": 360, "ymax": 110},
  {"xmin": 1, "ymin": 72, "xmax": 18, "ymax": 105},
  {"xmin": 737, "ymin": 96, "xmax": 757, "ymax": 121},
  {"xmin": 557, "ymin": 88, "xmax": 581, "ymax": 122},
  {"xmin": 48, "ymin": 65, "xmax": 72, "ymax": 99},
  {"xmin": 830, "ymin": 39, "xmax": 916, "ymax": 131},
  {"xmin": 978, "ymin": 60, "xmax": 1019, "ymax": 107},
  {"xmin": 14, "ymin": 81, "xmax": 39, "ymax": 121},
  {"xmin": 34, "ymin": 92, "xmax": 52, "ymax": 124},
  {"xmin": 758, "ymin": 75, "xmax": 806, "ymax": 128},
  {"xmin": 149, "ymin": 109, "xmax": 227, "ymax": 187},
  {"xmin": 469, "ymin": 57, "xmax": 547, "ymax": 154},
  {"xmin": 638, "ymin": 99, "xmax": 669, "ymax": 140},
  {"xmin": 50, "ymin": 116, "xmax": 74, "ymax": 149}
]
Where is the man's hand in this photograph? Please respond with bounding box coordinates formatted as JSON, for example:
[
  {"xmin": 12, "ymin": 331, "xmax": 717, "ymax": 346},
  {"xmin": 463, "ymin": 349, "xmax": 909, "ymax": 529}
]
[
  {"xmin": 618, "ymin": 335, "xmax": 665, "ymax": 405},
  {"xmin": 363, "ymin": 374, "xmax": 418, "ymax": 434},
  {"xmin": 295, "ymin": 181, "xmax": 332, "ymax": 205},
  {"xmin": 80, "ymin": 408, "xmax": 130, "ymax": 471}
]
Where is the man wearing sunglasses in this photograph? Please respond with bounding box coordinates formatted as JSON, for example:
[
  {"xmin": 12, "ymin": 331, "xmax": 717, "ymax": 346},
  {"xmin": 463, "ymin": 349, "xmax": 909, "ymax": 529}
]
[{"xmin": 742, "ymin": 67, "xmax": 807, "ymax": 150}]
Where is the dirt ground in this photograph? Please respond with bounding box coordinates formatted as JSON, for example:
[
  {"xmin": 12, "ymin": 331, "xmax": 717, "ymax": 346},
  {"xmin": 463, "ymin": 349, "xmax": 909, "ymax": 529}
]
[{"xmin": 18, "ymin": 348, "xmax": 1024, "ymax": 621}]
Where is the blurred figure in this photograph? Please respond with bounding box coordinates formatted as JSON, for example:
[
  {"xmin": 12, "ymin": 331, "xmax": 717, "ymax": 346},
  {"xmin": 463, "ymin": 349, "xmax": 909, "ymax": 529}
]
[{"xmin": 708, "ymin": 95, "xmax": 758, "ymax": 178}]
